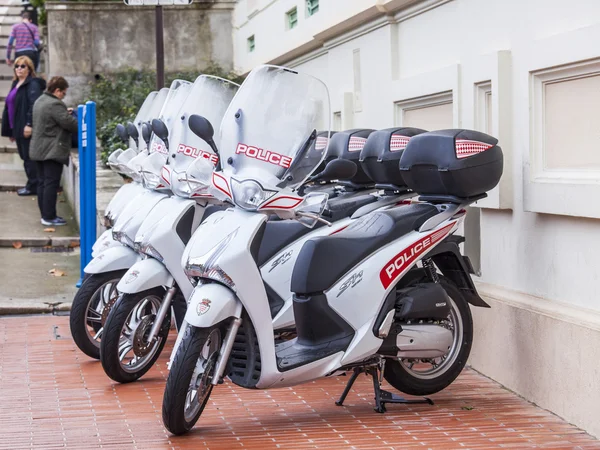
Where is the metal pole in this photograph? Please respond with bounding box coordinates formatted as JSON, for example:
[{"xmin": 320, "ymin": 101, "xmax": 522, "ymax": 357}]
[
  {"xmin": 76, "ymin": 104, "xmax": 86, "ymax": 287},
  {"xmin": 155, "ymin": 5, "xmax": 165, "ymax": 89}
]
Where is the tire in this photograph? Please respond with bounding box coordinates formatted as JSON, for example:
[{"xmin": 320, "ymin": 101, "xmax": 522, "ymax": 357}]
[
  {"xmin": 100, "ymin": 287, "xmax": 170, "ymax": 383},
  {"xmin": 162, "ymin": 325, "xmax": 223, "ymax": 435},
  {"xmin": 69, "ymin": 270, "xmax": 126, "ymax": 359},
  {"xmin": 383, "ymin": 276, "xmax": 473, "ymax": 396}
]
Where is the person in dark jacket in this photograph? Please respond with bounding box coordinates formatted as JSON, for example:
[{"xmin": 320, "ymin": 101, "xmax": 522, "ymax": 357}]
[
  {"xmin": 1, "ymin": 55, "xmax": 45, "ymax": 195},
  {"xmin": 30, "ymin": 76, "xmax": 78, "ymax": 226}
]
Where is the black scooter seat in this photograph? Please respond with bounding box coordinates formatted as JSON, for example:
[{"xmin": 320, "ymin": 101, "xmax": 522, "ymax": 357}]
[{"xmin": 291, "ymin": 203, "xmax": 438, "ymax": 294}]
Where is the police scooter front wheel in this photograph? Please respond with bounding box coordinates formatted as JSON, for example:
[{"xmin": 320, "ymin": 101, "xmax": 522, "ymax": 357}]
[
  {"xmin": 69, "ymin": 270, "xmax": 126, "ymax": 359},
  {"xmin": 162, "ymin": 324, "xmax": 223, "ymax": 435},
  {"xmin": 100, "ymin": 287, "xmax": 170, "ymax": 383}
]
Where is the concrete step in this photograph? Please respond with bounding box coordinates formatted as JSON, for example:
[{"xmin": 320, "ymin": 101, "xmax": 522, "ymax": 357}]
[
  {"xmin": 0, "ymin": 135, "xmax": 17, "ymax": 153},
  {"xmin": 0, "ymin": 63, "xmax": 13, "ymax": 76}
]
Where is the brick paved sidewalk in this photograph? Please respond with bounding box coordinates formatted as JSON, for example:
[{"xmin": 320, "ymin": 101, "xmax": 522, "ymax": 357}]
[{"xmin": 0, "ymin": 315, "xmax": 598, "ymax": 450}]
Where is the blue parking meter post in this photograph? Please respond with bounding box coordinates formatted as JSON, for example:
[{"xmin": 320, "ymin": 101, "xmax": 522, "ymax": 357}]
[{"xmin": 76, "ymin": 101, "xmax": 97, "ymax": 288}]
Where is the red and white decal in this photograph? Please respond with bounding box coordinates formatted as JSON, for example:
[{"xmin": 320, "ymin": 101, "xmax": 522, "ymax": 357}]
[
  {"xmin": 348, "ymin": 136, "xmax": 367, "ymax": 152},
  {"xmin": 176, "ymin": 144, "xmax": 218, "ymax": 165},
  {"xmin": 379, "ymin": 222, "xmax": 456, "ymax": 289},
  {"xmin": 235, "ymin": 143, "xmax": 292, "ymax": 169},
  {"xmin": 161, "ymin": 166, "xmax": 171, "ymax": 186},
  {"xmin": 315, "ymin": 136, "xmax": 329, "ymax": 151},
  {"xmin": 151, "ymin": 140, "xmax": 167, "ymax": 155},
  {"xmin": 259, "ymin": 195, "xmax": 303, "ymax": 210},
  {"xmin": 455, "ymin": 139, "xmax": 493, "ymax": 159},
  {"xmin": 390, "ymin": 135, "xmax": 410, "ymax": 152},
  {"xmin": 212, "ymin": 172, "xmax": 232, "ymax": 199}
]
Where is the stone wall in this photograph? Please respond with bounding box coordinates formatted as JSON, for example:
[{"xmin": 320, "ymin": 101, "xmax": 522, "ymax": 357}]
[{"xmin": 45, "ymin": 0, "xmax": 235, "ymax": 104}]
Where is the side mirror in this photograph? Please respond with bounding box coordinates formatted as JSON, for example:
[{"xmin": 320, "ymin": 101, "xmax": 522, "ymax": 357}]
[
  {"xmin": 151, "ymin": 118, "xmax": 169, "ymax": 150},
  {"xmin": 309, "ymin": 158, "xmax": 357, "ymax": 183},
  {"xmin": 141, "ymin": 122, "xmax": 152, "ymax": 146},
  {"xmin": 115, "ymin": 124, "xmax": 129, "ymax": 143},
  {"xmin": 188, "ymin": 114, "xmax": 214, "ymax": 142},
  {"xmin": 188, "ymin": 114, "xmax": 220, "ymax": 166},
  {"xmin": 126, "ymin": 122, "xmax": 139, "ymax": 144}
]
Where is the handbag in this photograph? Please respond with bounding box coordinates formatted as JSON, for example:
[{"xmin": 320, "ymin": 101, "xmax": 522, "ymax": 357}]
[{"xmin": 24, "ymin": 23, "xmax": 43, "ymax": 52}]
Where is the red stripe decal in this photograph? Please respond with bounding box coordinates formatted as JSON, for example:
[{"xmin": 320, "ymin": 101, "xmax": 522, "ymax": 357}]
[
  {"xmin": 379, "ymin": 222, "xmax": 455, "ymax": 289},
  {"xmin": 212, "ymin": 172, "xmax": 231, "ymax": 199}
]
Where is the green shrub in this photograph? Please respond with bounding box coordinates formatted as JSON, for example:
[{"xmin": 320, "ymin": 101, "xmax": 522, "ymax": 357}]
[{"xmin": 89, "ymin": 65, "xmax": 245, "ymax": 164}]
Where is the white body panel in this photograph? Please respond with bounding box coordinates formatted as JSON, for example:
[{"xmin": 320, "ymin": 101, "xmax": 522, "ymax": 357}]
[
  {"xmin": 111, "ymin": 190, "xmax": 170, "ymax": 245},
  {"xmin": 103, "ymin": 182, "xmax": 145, "ymax": 226},
  {"xmin": 117, "ymin": 258, "xmax": 174, "ymax": 293},
  {"xmin": 138, "ymin": 197, "xmax": 204, "ymax": 299},
  {"xmin": 91, "ymin": 229, "xmax": 120, "ymax": 257},
  {"xmin": 84, "ymin": 245, "xmax": 142, "ymax": 274}
]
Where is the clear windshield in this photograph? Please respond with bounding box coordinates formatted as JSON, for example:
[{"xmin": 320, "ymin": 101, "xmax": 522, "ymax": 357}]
[
  {"xmin": 148, "ymin": 80, "xmax": 193, "ymax": 156},
  {"xmin": 133, "ymin": 91, "xmax": 157, "ymax": 131},
  {"xmin": 167, "ymin": 75, "xmax": 239, "ymax": 196},
  {"xmin": 219, "ymin": 65, "xmax": 330, "ymax": 190},
  {"xmin": 136, "ymin": 88, "xmax": 169, "ymax": 151}
]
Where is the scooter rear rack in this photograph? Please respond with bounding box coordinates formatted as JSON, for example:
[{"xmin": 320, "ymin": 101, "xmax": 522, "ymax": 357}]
[{"xmin": 335, "ymin": 365, "xmax": 434, "ymax": 413}]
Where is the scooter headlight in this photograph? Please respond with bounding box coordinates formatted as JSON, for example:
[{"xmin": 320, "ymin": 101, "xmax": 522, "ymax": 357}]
[
  {"xmin": 139, "ymin": 243, "xmax": 164, "ymax": 263},
  {"xmin": 112, "ymin": 230, "xmax": 134, "ymax": 248},
  {"xmin": 184, "ymin": 228, "xmax": 237, "ymax": 289},
  {"xmin": 141, "ymin": 170, "xmax": 161, "ymax": 190},
  {"xmin": 230, "ymin": 178, "xmax": 276, "ymax": 211}
]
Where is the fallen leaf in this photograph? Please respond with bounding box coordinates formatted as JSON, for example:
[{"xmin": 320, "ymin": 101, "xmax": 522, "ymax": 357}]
[
  {"xmin": 12, "ymin": 241, "xmax": 22, "ymax": 249},
  {"xmin": 69, "ymin": 241, "xmax": 80, "ymax": 248},
  {"xmin": 48, "ymin": 268, "xmax": 66, "ymax": 277},
  {"xmin": 43, "ymin": 228, "xmax": 56, "ymax": 233},
  {"xmin": 461, "ymin": 406, "xmax": 474, "ymax": 411}
]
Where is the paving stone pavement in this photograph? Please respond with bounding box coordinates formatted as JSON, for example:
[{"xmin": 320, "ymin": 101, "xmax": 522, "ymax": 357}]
[{"xmin": 0, "ymin": 315, "xmax": 598, "ymax": 449}]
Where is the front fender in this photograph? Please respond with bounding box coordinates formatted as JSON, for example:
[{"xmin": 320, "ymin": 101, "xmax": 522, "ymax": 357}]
[
  {"xmin": 117, "ymin": 258, "xmax": 173, "ymax": 293},
  {"xmin": 85, "ymin": 245, "xmax": 141, "ymax": 274},
  {"xmin": 185, "ymin": 282, "xmax": 242, "ymax": 328}
]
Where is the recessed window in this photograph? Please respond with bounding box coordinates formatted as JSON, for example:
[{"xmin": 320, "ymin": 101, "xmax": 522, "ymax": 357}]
[
  {"xmin": 287, "ymin": 7, "xmax": 298, "ymax": 29},
  {"xmin": 306, "ymin": 0, "xmax": 319, "ymax": 16},
  {"xmin": 247, "ymin": 35, "xmax": 255, "ymax": 53}
]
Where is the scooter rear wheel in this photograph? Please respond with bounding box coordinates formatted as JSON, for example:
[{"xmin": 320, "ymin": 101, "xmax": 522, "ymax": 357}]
[
  {"xmin": 69, "ymin": 270, "xmax": 126, "ymax": 359},
  {"xmin": 383, "ymin": 276, "xmax": 473, "ymax": 396},
  {"xmin": 162, "ymin": 324, "xmax": 222, "ymax": 435},
  {"xmin": 100, "ymin": 287, "xmax": 170, "ymax": 383}
]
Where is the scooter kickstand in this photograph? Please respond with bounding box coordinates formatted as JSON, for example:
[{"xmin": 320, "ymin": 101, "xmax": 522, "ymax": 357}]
[
  {"xmin": 335, "ymin": 367, "xmax": 361, "ymax": 406},
  {"xmin": 370, "ymin": 366, "xmax": 434, "ymax": 413}
]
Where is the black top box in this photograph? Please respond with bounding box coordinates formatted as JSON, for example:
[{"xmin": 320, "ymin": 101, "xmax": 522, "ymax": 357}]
[
  {"xmin": 360, "ymin": 127, "xmax": 427, "ymax": 189},
  {"xmin": 325, "ymin": 129, "xmax": 375, "ymax": 185},
  {"xmin": 399, "ymin": 129, "xmax": 503, "ymax": 199}
]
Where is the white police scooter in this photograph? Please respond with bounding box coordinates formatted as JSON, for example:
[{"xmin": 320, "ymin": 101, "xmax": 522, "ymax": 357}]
[{"xmin": 69, "ymin": 80, "xmax": 192, "ymax": 359}]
